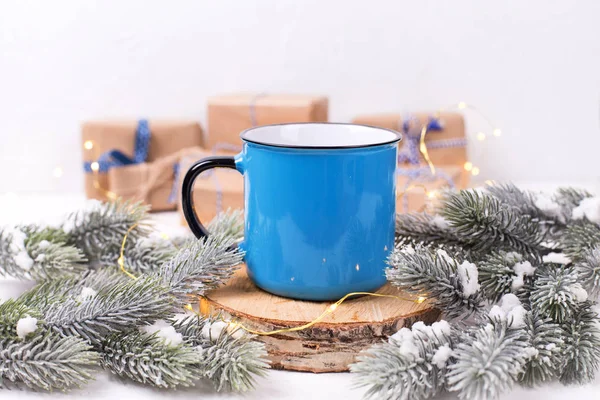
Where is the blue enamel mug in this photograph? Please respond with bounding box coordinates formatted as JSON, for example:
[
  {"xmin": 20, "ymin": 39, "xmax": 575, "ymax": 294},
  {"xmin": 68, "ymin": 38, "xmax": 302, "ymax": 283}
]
[{"xmin": 181, "ymin": 123, "xmax": 401, "ymax": 301}]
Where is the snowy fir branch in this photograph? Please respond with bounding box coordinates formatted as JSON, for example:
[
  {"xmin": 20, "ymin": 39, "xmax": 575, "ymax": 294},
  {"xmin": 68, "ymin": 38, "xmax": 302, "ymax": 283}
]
[
  {"xmin": 63, "ymin": 199, "xmax": 152, "ymax": 262},
  {"xmin": 100, "ymin": 330, "xmax": 201, "ymax": 389},
  {"xmin": 44, "ymin": 274, "xmax": 175, "ymax": 345},
  {"xmin": 0, "ymin": 299, "xmax": 42, "ymax": 339},
  {"xmin": 350, "ymin": 320, "xmax": 454, "ymax": 400},
  {"xmin": 478, "ymin": 251, "xmax": 537, "ymax": 303},
  {"xmin": 559, "ymin": 302, "xmax": 600, "ymax": 385},
  {"xmin": 154, "ymin": 233, "xmax": 244, "ymax": 304},
  {"xmin": 207, "ymin": 209, "xmax": 245, "ymax": 242},
  {"xmin": 2, "ymin": 190, "xmax": 600, "ymax": 396},
  {"xmin": 446, "ymin": 321, "xmax": 530, "ymax": 400},
  {"xmin": 172, "ymin": 315, "xmax": 269, "ymax": 392},
  {"xmin": 0, "ymin": 331, "xmax": 98, "ymax": 391},
  {"xmin": 0, "ymin": 226, "xmax": 86, "ymax": 280},
  {"xmin": 560, "ymin": 221, "xmax": 600, "ymax": 261},
  {"xmin": 530, "ymin": 264, "xmax": 586, "ymax": 323},
  {"xmin": 518, "ymin": 312, "xmax": 564, "ymax": 386},
  {"xmin": 99, "ymin": 236, "xmax": 177, "ymax": 275},
  {"xmin": 441, "ymin": 190, "xmax": 545, "ymax": 257},
  {"xmin": 386, "ymin": 247, "xmax": 483, "ymax": 319},
  {"xmin": 574, "ymin": 246, "xmax": 600, "ymax": 297}
]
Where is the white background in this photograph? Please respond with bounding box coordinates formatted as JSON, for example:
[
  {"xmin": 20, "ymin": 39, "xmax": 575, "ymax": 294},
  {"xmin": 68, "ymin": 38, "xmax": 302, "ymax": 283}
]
[{"xmin": 1, "ymin": 0, "xmax": 600, "ymax": 193}]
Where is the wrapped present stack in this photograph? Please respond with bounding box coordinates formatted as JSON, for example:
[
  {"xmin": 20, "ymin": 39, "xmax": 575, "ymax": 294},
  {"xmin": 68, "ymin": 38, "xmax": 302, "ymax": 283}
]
[
  {"xmin": 176, "ymin": 93, "xmax": 329, "ymax": 224},
  {"xmin": 82, "ymin": 120, "xmax": 204, "ymax": 211},
  {"xmin": 353, "ymin": 112, "xmax": 469, "ymax": 213}
]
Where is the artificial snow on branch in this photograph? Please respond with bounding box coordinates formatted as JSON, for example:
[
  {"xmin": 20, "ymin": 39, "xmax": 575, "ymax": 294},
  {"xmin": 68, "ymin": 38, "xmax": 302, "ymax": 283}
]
[
  {"xmin": 350, "ymin": 320, "xmax": 454, "ymax": 400},
  {"xmin": 386, "ymin": 247, "xmax": 482, "ymax": 319},
  {"xmin": 0, "ymin": 331, "xmax": 98, "ymax": 390},
  {"xmin": 100, "ymin": 330, "xmax": 201, "ymax": 389},
  {"xmin": 0, "ymin": 226, "xmax": 86, "ymax": 280},
  {"xmin": 172, "ymin": 315, "xmax": 269, "ymax": 392},
  {"xmin": 44, "ymin": 274, "xmax": 175, "ymax": 345},
  {"xmin": 442, "ymin": 190, "xmax": 545, "ymax": 257},
  {"xmin": 64, "ymin": 200, "xmax": 152, "ymax": 262},
  {"xmin": 446, "ymin": 321, "xmax": 530, "ymax": 400}
]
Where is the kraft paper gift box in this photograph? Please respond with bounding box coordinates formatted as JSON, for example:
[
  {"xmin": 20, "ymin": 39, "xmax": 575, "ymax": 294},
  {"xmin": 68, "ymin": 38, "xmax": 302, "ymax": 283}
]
[
  {"xmin": 82, "ymin": 120, "xmax": 204, "ymax": 207},
  {"xmin": 177, "ymin": 149, "xmax": 244, "ymax": 226},
  {"xmin": 396, "ymin": 166, "xmax": 462, "ymax": 213},
  {"xmin": 206, "ymin": 93, "xmax": 329, "ymax": 148},
  {"xmin": 107, "ymin": 147, "xmax": 205, "ymax": 212},
  {"xmin": 353, "ymin": 112, "xmax": 469, "ymax": 188}
]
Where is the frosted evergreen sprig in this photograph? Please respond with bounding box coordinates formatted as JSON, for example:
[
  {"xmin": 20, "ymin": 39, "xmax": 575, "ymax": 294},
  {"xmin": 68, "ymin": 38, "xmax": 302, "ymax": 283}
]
[
  {"xmin": 64, "ymin": 199, "xmax": 152, "ymax": 262},
  {"xmin": 100, "ymin": 330, "xmax": 201, "ymax": 388},
  {"xmin": 486, "ymin": 183, "xmax": 560, "ymax": 224},
  {"xmin": 386, "ymin": 247, "xmax": 483, "ymax": 319},
  {"xmin": 207, "ymin": 209, "xmax": 244, "ymax": 242},
  {"xmin": 172, "ymin": 315, "xmax": 270, "ymax": 392},
  {"xmin": 44, "ymin": 274, "xmax": 174, "ymax": 345},
  {"xmin": 0, "ymin": 226, "xmax": 86, "ymax": 280},
  {"xmin": 350, "ymin": 320, "xmax": 454, "ymax": 400},
  {"xmin": 441, "ymin": 190, "xmax": 545, "ymax": 258},
  {"xmin": 530, "ymin": 264, "xmax": 585, "ymax": 323},
  {"xmin": 154, "ymin": 233, "xmax": 244, "ymax": 304},
  {"xmin": 559, "ymin": 302, "xmax": 600, "ymax": 385},
  {"xmin": 478, "ymin": 251, "xmax": 536, "ymax": 303},
  {"xmin": 395, "ymin": 213, "xmax": 466, "ymax": 249},
  {"xmin": 0, "ymin": 331, "xmax": 98, "ymax": 391},
  {"xmin": 574, "ymin": 247, "xmax": 600, "ymax": 297},
  {"xmin": 99, "ymin": 237, "xmax": 176, "ymax": 275},
  {"xmin": 553, "ymin": 187, "xmax": 593, "ymax": 218},
  {"xmin": 17, "ymin": 269, "xmax": 129, "ymax": 312},
  {"xmin": 0, "ymin": 299, "xmax": 42, "ymax": 339},
  {"xmin": 446, "ymin": 322, "xmax": 530, "ymax": 400},
  {"xmin": 518, "ymin": 312, "xmax": 564, "ymax": 386},
  {"xmin": 560, "ymin": 221, "xmax": 600, "ymax": 261}
]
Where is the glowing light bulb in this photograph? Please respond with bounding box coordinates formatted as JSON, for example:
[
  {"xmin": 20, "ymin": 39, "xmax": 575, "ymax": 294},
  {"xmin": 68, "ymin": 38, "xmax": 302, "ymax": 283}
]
[
  {"xmin": 493, "ymin": 129, "xmax": 502, "ymax": 137},
  {"xmin": 185, "ymin": 304, "xmax": 193, "ymax": 311},
  {"xmin": 464, "ymin": 161, "xmax": 473, "ymax": 171},
  {"xmin": 476, "ymin": 132, "xmax": 486, "ymax": 141},
  {"xmin": 417, "ymin": 296, "xmax": 427, "ymax": 304},
  {"xmin": 84, "ymin": 140, "xmax": 94, "ymax": 150},
  {"xmin": 471, "ymin": 167, "xmax": 480, "ymax": 176},
  {"xmin": 160, "ymin": 232, "xmax": 170, "ymax": 240},
  {"xmin": 90, "ymin": 162, "xmax": 100, "ymax": 172},
  {"xmin": 329, "ymin": 304, "xmax": 338, "ymax": 312},
  {"xmin": 427, "ymin": 190, "xmax": 438, "ymax": 199},
  {"xmin": 458, "ymin": 101, "xmax": 467, "ymax": 110},
  {"xmin": 355, "ymin": 264, "xmax": 360, "ymax": 271},
  {"xmin": 52, "ymin": 166, "xmax": 64, "ymax": 178},
  {"xmin": 485, "ymin": 180, "xmax": 496, "ymax": 186}
]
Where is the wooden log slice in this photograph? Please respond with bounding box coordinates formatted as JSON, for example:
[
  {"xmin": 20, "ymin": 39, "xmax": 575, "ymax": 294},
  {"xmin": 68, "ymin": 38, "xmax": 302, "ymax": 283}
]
[{"xmin": 202, "ymin": 266, "xmax": 440, "ymax": 373}]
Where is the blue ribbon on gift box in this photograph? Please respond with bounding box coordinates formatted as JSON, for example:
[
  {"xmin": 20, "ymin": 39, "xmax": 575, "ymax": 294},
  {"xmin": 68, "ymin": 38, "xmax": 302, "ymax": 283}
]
[{"xmin": 83, "ymin": 119, "xmax": 151, "ymax": 173}]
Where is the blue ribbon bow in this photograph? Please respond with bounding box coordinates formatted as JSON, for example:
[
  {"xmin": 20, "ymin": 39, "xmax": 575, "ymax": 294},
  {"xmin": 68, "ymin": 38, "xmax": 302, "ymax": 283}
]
[{"xmin": 84, "ymin": 119, "xmax": 151, "ymax": 173}]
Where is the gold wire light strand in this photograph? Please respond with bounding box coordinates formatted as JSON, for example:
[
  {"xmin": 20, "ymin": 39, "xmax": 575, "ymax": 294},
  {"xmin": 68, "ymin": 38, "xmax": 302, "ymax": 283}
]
[
  {"xmin": 117, "ymin": 223, "xmax": 139, "ymax": 280},
  {"xmin": 86, "ymin": 141, "xmax": 118, "ymax": 200},
  {"xmin": 202, "ymin": 291, "xmax": 428, "ymax": 336}
]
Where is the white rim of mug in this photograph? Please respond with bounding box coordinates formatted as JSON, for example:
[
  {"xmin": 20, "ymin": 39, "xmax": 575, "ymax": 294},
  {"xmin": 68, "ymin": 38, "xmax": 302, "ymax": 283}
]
[{"xmin": 239, "ymin": 122, "xmax": 402, "ymax": 149}]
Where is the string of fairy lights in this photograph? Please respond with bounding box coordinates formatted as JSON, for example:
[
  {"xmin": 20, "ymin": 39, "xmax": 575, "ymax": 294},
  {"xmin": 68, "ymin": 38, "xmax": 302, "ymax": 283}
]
[{"xmin": 40, "ymin": 102, "xmax": 503, "ymax": 336}]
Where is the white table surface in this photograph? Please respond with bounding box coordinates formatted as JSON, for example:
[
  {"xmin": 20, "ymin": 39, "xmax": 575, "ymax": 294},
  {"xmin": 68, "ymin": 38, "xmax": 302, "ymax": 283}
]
[{"xmin": 1, "ymin": 191, "xmax": 600, "ymax": 400}]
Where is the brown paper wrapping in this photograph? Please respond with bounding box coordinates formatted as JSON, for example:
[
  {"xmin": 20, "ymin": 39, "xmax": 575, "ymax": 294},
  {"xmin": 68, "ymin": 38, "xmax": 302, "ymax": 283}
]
[
  {"xmin": 177, "ymin": 150, "xmax": 244, "ymax": 226},
  {"xmin": 106, "ymin": 147, "xmax": 204, "ymax": 212},
  {"xmin": 206, "ymin": 93, "xmax": 328, "ymax": 148},
  {"xmin": 396, "ymin": 166, "xmax": 462, "ymax": 213},
  {"xmin": 353, "ymin": 112, "xmax": 469, "ymax": 188},
  {"xmin": 82, "ymin": 120, "xmax": 204, "ymax": 205}
]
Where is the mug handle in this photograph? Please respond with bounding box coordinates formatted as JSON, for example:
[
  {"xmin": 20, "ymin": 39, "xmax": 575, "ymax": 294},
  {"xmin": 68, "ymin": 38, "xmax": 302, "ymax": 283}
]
[{"xmin": 181, "ymin": 156, "xmax": 239, "ymax": 239}]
